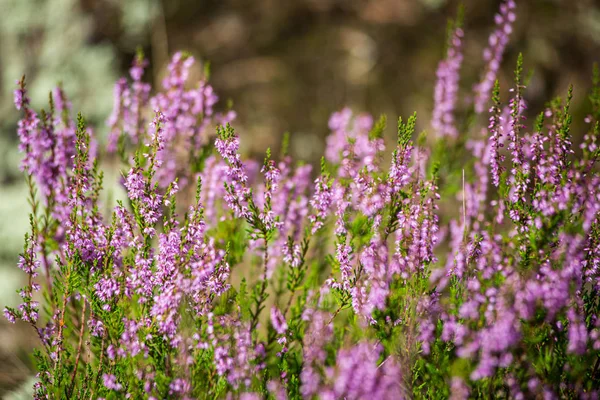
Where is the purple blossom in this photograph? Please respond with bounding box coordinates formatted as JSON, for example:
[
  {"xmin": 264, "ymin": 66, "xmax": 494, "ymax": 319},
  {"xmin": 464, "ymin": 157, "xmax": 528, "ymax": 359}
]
[
  {"xmin": 567, "ymin": 308, "xmax": 588, "ymax": 355},
  {"xmin": 450, "ymin": 377, "xmax": 470, "ymax": 400},
  {"xmin": 283, "ymin": 240, "xmax": 302, "ymax": 268},
  {"xmin": 169, "ymin": 378, "xmax": 191, "ymax": 396},
  {"xmin": 301, "ymin": 311, "xmax": 333, "ymax": 398},
  {"xmin": 4, "ymin": 308, "xmax": 17, "ymax": 324},
  {"xmin": 212, "ymin": 316, "xmax": 258, "ymax": 389},
  {"xmin": 148, "ymin": 53, "xmax": 235, "ymax": 187},
  {"xmin": 215, "ymin": 126, "xmax": 252, "ymax": 219},
  {"xmin": 388, "ymin": 145, "xmax": 413, "ymax": 196},
  {"xmin": 270, "ymin": 307, "xmax": 288, "ymax": 335},
  {"xmin": 473, "ymin": 0, "xmax": 517, "ymax": 113},
  {"xmin": 309, "ymin": 174, "xmax": 333, "ymax": 234},
  {"xmin": 102, "ymin": 374, "xmax": 123, "ymax": 391},
  {"xmin": 327, "ymin": 243, "xmax": 354, "ymax": 292},
  {"xmin": 326, "ymin": 341, "xmax": 403, "ymax": 400},
  {"xmin": 487, "ymin": 89, "xmax": 506, "ymax": 187},
  {"xmin": 106, "ymin": 55, "xmax": 152, "ymax": 152},
  {"xmin": 14, "ymin": 77, "xmax": 27, "ymax": 110},
  {"xmin": 88, "ymin": 317, "xmax": 105, "ymax": 337},
  {"xmin": 432, "ymin": 27, "xmax": 464, "ymax": 138},
  {"xmin": 94, "ymin": 277, "xmax": 120, "ymax": 308}
]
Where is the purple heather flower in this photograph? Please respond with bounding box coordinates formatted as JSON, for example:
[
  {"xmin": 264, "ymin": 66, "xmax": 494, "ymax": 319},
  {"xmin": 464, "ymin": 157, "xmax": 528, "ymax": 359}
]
[
  {"xmin": 199, "ymin": 156, "xmax": 229, "ymax": 226},
  {"xmin": 150, "ymin": 109, "xmax": 167, "ymax": 155},
  {"xmin": 272, "ymin": 162, "xmax": 311, "ymax": 240},
  {"xmin": 450, "ymin": 377, "xmax": 470, "ymax": 400},
  {"xmin": 328, "ymin": 341, "xmax": 403, "ymax": 400},
  {"xmin": 162, "ymin": 52, "xmax": 195, "ymax": 90},
  {"xmin": 123, "ymin": 164, "xmax": 163, "ymax": 237},
  {"xmin": 388, "ymin": 144, "xmax": 413, "ymax": 197},
  {"xmin": 506, "ymin": 94, "xmax": 526, "ymax": 174},
  {"xmin": 309, "ymin": 174, "xmax": 333, "ymax": 234},
  {"xmin": 267, "ymin": 380, "xmax": 288, "ymax": 400},
  {"xmin": 14, "ymin": 78, "xmax": 28, "ymax": 110},
  {"xmin": 325, "ymin": 108, "xmax": 354, "ymax": 163},
  {"xmin": 474, "ymin": 0, "xmax": 517, "ymax": 113},
  {"xmin": 106, "ymin": 55, "xmax": 152, "ymax": 152},
  {"xmin": 212, "ymin": 316, "xmax": 258, "ymax": 389},
  {"xmin": 147, "ymin": 53, "xmax": 235, "ymax": 188},
  {"xmin": 117, "ymin": 318, "xmax": 148, "ymax": 359},
  {"xmin": 329, "ymin": 242, "xmax": 354, "ymax": 292},
  {"xmin": 487, "ymin": 98, "xmax": 506, "ymax": 188},
  {"xmin": 301, "ymin": 310, "xmax": 333, "ymax": 398},
  {"xmin": 567, "ymin": 308, "xmax": 588, "ymax": 355},
  {"xmin": 432, "ymin": 28, "xmax": 464, "ymax": 138},
  {"xmin": 4, "ymin": 308, "xmax": 17, "ymax": 323},
  {"xmin": 283, "ymin": 240, "xmax": 302, "ymax": 268},
  {"xmin": 102, "ymin": 374, "xmax": 123, "ymax": 391},
  {"xmin": 240, "ymin": 393, "xmax": 261, "ymax": 400},
  {"xmin": 14, "ymin": 79, "xmax": 77, "ymax": 212},
  {"xmin": 325, "ymin": 108, "xmax": 383, "ymax": 179},
  {"xmin": 169, "ymin": 378, "xmax": 191, "ymax": 396},
  {"xmin": 109, "ymin": 52, "xmax": 234, "ymax": 189},
  {"xmin": 258, "ymin": 155, "xmax": 282, "ymax": 232},
  {"xmin": 129, "ymin": 56, "xmax": 148, "ymax": 82},
  {"xmin": 215, "ymin": 127, "xmax": 252, "ymax": 219},
  {"xmin": 124, "ymin": 168, "xmax": 145, "ymax": 200},
  {"xmin": 357, "ymin": 238, "xmax": 391, "ymax": 317},
  {"xmin": 270, "ymin": 307, "xmax": 288, "ymax": 335},
  {"xmin": 88, "ymin": 317, "xmax": 105, "ymax": 338},
  {"xmin": 94, "ymin": 277, "xmax": 120, "ymax": 307}
]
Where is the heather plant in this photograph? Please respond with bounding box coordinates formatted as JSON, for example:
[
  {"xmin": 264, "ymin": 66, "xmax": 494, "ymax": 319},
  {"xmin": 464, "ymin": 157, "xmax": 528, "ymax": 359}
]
[{"xmin": 5, "ymin": 1, "xmax": 600, "ymax": 399}]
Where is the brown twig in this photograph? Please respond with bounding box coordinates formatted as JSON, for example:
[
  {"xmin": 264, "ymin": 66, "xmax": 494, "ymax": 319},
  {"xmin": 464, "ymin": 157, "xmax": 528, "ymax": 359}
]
[
  {"xmin": 283, "ymin": 235, "xmax": 312, "ymax": 316},
  {"xmin": 251, "ymin": 244, "xmax": 270, "ymax": 335},
  {"xmin": 39, "ymin": 241, "xmax": 54, "ymax": 302},
  {"xmin": 283, "ymin": 286, "xmax": 297, "ymax": 317},
  {"xmin": 89, "ymin": 334, "xmax": 106, "ymax": 400},
  {"xmin": 328, "ymin": 304, "xmax": 345, "ymax": 325},
  {"xmin": 54, "ymin": 269, "xmax": 71, "ymax": 371},
  {"xmin": 68, "ymin": 300, "xmax": 87, "ymax": 397}
]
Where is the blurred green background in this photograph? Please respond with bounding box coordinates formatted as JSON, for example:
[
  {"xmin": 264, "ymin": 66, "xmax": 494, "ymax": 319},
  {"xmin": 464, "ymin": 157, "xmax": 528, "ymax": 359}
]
[{"xmin": 1, "ymin": 0, "xmax": 600, "ymax": 396}]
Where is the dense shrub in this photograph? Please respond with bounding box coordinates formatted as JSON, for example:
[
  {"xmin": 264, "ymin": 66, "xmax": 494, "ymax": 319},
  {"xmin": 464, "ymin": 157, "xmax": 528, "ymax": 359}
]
[{"xmin": 5, "ymin": 1, "xmax": 600, "ymax": 398}]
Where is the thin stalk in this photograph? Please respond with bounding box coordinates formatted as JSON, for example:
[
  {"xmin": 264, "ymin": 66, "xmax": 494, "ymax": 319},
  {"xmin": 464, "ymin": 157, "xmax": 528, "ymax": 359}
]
[
  {"xmin": 68, "ymin": 300, "xmax": 87, "ymax": 397},
  {"xmin": 89, "ymin": 334, "xmax": 106, "ymax": 400},
  {"xmin": 250, "ymin": 235, "xmax": 270, "ymax": 338}
]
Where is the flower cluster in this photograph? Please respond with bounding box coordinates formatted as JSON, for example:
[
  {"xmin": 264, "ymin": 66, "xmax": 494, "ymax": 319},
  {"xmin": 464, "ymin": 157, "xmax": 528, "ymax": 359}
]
[
  {"xmin": 108, "ymin": 51, "xmax": 235, "ymax": 189},
  {"xmin": 5, "ymin": 1, "xmax": 600, "ymax": 398},
  {"xmin": 431, "ymin": 22, "xmax": 464, "ymax": 138},
  {"xmin": 473, "ymin": 0, "xmax": 517, "ymax": 114}
]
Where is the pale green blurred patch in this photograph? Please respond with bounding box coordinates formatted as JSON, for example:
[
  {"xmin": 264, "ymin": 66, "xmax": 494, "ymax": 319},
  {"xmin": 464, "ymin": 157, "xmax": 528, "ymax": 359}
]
[
  {"xmin": 4, "ymin": 377, "xmax": 35, "ymax": 400},
  {"xmin": 0, "ymin": 0, "xmax": 118, "ymax": 125},
  {"xmin": 0, "ymin": 182, "xmax": 33, "ymax": 396},
  {"xmin": 0, "ymin": 184, "xmax": 29, "ymax": 303},
  {"xmin": 0, "ymin": 0, "xmax": 153, "ymax": 304}
]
